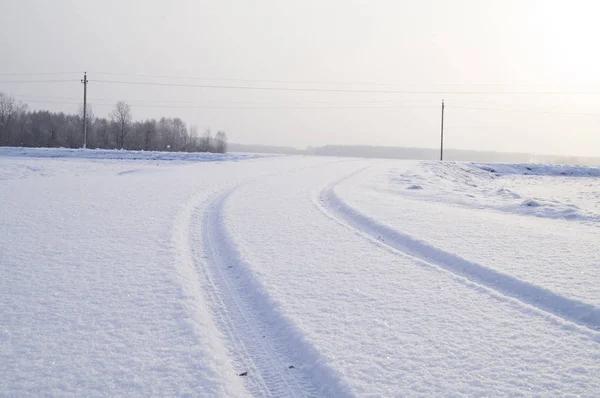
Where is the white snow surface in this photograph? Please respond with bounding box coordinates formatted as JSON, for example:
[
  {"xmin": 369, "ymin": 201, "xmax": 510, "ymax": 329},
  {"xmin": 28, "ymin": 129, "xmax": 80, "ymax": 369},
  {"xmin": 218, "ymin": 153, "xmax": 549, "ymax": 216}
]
[
  {"xmin": 389, "ymin": 161, "xmax": 600, "ymax": 222},
  {"xmin": 1, "ymin": 150, "xmax": 600, "ymax": 396},
  {"xmin": 0, "ymin": 146, "xmax": 266, "ymax": 162}
]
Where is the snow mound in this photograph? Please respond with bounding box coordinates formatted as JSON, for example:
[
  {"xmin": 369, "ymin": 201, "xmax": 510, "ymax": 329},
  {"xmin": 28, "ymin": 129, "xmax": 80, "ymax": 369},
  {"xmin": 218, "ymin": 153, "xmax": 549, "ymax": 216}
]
[
  {"xmin": 0, "ymin": 147, "xmax": 268, "ymax": 162},
  {"xmin": 387, "ymin": 161, "xmax": 600, "ymax": 223},
  {"xmin": 323, "ymin": 181, "xmax": 600, "ymax": 332},
  {"xmin": 513, "ymin": 198, "xmax": 583, "ymax": 219},
  {"xmin": 522, "ymin": 199, "xmax": 542, "ymax": 207},
  {"xmin": 496, "ymin": 188, "xmax": 521, "ymax": 199},
  {"xmin": 473, "ymin": 163, "xmax": 600, "ymax": 177}
]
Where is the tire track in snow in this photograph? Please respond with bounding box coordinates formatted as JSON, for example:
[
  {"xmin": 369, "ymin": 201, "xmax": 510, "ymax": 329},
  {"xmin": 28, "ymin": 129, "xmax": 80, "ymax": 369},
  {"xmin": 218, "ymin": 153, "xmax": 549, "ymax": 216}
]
[
  {"xmin": 317, "ymin": 169, "xmax": 600, "ymax": 335},
  {"xmin": 189, "ymin": 174, "xmax": 354, "ymax": 397},
  {"xmin": 200, "ymin": 187, "xmax": 309, "ymax": 397}
]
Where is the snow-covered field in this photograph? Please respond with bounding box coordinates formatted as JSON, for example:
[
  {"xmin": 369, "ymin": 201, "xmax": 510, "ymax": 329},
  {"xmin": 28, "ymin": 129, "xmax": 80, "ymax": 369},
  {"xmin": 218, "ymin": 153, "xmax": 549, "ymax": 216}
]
[{"xmin": 1, "ymin": 148, "xmax": 599, "ymax": 396}]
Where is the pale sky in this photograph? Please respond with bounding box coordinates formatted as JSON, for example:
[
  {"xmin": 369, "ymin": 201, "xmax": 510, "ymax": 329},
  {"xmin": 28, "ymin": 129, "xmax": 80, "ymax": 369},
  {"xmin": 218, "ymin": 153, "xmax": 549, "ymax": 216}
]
[{"xmin": 1, "ymin": 0, "xmax": 600, "ymax": 156}]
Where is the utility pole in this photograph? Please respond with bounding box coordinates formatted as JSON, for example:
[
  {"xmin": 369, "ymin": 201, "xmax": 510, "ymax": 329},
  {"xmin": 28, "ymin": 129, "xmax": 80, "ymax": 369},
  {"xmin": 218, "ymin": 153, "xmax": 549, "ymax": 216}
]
[
  {"xmin": 440, "ymin": 99, "xmax": 445, "ymax": 161},
  {"xmin": 81, "ymin": 72, "xmax": 88, "ymax": 149}
]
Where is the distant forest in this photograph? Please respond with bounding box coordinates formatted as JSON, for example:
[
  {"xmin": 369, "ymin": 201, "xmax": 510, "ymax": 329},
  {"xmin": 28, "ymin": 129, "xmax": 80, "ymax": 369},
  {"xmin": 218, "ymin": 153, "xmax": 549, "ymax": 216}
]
[
  {"xmin": 229, "ymin": 144, "xmax": 600, "ymax": 166},
  {"xmin": 0, "ymin": 92, "xmax": 227, "ymax": 153}
]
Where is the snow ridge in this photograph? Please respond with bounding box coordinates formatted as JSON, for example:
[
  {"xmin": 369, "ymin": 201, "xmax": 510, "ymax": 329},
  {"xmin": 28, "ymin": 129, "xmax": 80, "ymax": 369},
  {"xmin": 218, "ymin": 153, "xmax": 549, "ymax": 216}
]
[
  {"xmin": 195, "ymin": 183, "xmax": 353, "ymax": 397},
  {"xmin": 390, "ymin": 161, "xmax": 600, "ymax": 222},
  {"xmin": 319, "ymin": 173, "xmax": 600, "ymax": 334},
  {"xmin": 473, "ymin": 163, "xmax": 600, "ymax": 177}
]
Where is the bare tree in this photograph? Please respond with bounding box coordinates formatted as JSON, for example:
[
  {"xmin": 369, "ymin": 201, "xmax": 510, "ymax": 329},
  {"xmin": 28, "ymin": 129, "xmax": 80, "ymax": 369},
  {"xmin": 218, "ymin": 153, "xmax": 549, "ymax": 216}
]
[
  {"xmin": 187, "ymin": 125, "xmax": 199, "ymax": 151},
  {"xmin": 157, "ymin": 117, "xmax": 175, "ymax": 150},
  {"xmin": 12, "ymin": 103, "xmax": 30, "ymax": 146},
  {"xmin": 65, "ymin": 116, "xmax": 79, "ymax": 148},
  {"xmin": 93, "ymin": 118, "xmax": 111, "ymax": 148},
  {"xmin": 172, "ymin": 117, "xmax": 186, "ymax": 151},
  {"xmin": 200, "ymin": 129, "xmax": 212, "ymax": 152},
  {"xmin": 110, "ymin": 101, "xmax": 132, "ymax": 149},
  {"xmin": 215, "ymin": 130, "xmax": 228, "ymax": 153},
  {"xmin": 0, "ymin": 92, "xmax": 22, "ymax": 145},
  {"xmin": 141, "ymin": 119, "xmax": 156, "ymax": 151},
  {"xmin": 0, "ymin": 90, "xmax": 231, "ymax": 153}
]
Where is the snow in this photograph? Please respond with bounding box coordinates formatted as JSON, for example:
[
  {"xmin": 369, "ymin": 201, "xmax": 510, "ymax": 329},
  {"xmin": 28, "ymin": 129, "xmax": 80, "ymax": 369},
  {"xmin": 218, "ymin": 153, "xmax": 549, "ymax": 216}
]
[
  {"xmin": 338, "ymin": 162, "xmax": 600, "ymax": 311},
  {"xmin": 388, "ymin": 161, "xmax": 600, "ymax": 222},
  {"xmin": 2, "ymin": 150, "xmax": 600, "ymax": 396},
  {"xmin": 228, "ymin": 160, "xmax": 600, "ymax": 396},
  {"xmin": 323, "ymin": 172, "xmax": 600, "ymax": 331},
  {"xmin": 1, "ymin": 156, "xmax": 253, "ymax": 396},
  {"xmin": 0, "ymin": 146, "xmax": 266, "ymax": 162}
]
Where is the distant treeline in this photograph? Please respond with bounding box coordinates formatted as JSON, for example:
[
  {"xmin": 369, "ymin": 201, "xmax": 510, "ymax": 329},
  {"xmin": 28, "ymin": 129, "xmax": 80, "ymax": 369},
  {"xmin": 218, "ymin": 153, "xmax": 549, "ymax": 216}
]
[
  {"xmin": 309, "ymin": 145, "xmax": 600, "ymax": 165},
  {"xmin": 228, "ymin": 143, "xmax": 600, "ymax": 165},
  {"xmin": 0, "ymin": 92, "xmax": 227, "ymax": 153}
]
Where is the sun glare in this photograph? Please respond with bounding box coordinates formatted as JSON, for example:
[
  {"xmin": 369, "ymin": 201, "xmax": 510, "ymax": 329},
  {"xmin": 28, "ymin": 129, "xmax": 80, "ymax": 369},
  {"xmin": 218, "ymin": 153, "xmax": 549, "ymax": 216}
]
[{"xmin": 536, "ymin": 1, "xmax": 600, "ymax": 85}]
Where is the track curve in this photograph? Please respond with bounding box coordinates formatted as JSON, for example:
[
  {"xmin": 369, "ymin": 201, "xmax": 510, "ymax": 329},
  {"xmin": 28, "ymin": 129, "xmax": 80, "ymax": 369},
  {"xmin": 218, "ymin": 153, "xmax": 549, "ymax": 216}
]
[{"xmin": 316, "ymin": 169, "xmax": 600, "ymax": 335}]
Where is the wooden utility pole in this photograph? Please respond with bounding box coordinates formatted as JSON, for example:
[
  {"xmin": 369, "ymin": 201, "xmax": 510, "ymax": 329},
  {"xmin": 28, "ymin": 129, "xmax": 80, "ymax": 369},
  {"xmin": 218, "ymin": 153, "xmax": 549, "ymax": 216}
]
[
  {"xmin": 440, "ymin": 99, "xmax": 445, "ymax": 161},
  {"xmin": 81, "ymin": 72, "xmax": 88, "ymax": 149}
]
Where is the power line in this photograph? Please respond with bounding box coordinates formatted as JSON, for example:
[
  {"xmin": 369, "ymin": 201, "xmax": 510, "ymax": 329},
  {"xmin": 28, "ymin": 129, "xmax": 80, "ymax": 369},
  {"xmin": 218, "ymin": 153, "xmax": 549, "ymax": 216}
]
[
  {"xmin": 126, "ymin": 105, "xmax": 439, "ymax": 110},
  {"xmin": 0, "ymin": 72, "xmax": 81, "ymax": 76},
  {"xmin": 451, "ymin": 105, "xmax": 600, "ymax": 117},
  {"xmin": 0, "ymin": 71, "xmax": 596, "ymax": 91},
  {"xmin": 11, "ymin": 93, "xmax": 437, "ymax": 104},
  {"xmin": 13, "ymin": 94, "xmax": 600, "ymax": 116},
  {"xmin": 13, "ymin": 93, "xmax": 600, "ymax": 112},
  {"xmin": 89, "ymin": 79, "xmax": 600, "ymax": 95},
  {"xmin": 17, "ymin": 99, "xmax": 91, "ymax": 105},
  {"xmin": 91, "ymin": 71, "xmax": 380, "ymax": 86},
  {"xmin": 12, "ymin": 94, "xmax": 82, "ymax": 101},
  {"xmin": 16, "ymin": 97, "xmax": 600, "ymax": 115},
  {"xmin": 18, "ymin": 98, "xmax": 439, "ymax": 110},
  {"xmin": 111, "ymin": 104, "xmax": 439, "ymax": 110},
  {"xmin": 115, "ymin": 98, "xmax": 436, "ymax": 105},
  {"xmin": 88, "ymin": 71, "xmax": 563, "ymax": 87},
  {"xmin": 4, "ymin": 75, "xmax": 600, "ymax": 95},
  {"xmin": 117, "ymin": 100, "xmax": 436, "ymax": 106},
  {"xmin": 0, "ymin": 79, "xmax": 79, "ymax": 83}
]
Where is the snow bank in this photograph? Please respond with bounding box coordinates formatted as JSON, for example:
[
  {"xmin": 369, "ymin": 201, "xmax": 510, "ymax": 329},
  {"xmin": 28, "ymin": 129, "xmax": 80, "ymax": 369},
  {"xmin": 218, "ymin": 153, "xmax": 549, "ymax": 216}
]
[
  {"xmin": 0, "ymin": 146, "xmax": 267, "ymax": 162},
  {"xmin": 387, "ymin": 161, "xmax": 600, "ymax": 223},
  {"xmin": 323, "ymin": 181, "xmax": 600, "ymax": 331},
  {"xmin": 474, "ymin": 162, "xmax": 600, "ymax": 177},
  {"xmin": 342, "ymin": 161, "xmax": 600, "ymax": 311}
]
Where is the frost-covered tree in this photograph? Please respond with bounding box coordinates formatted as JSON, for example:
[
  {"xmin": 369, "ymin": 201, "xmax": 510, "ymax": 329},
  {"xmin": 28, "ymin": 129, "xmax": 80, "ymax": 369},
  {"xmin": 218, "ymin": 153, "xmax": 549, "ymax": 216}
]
[
  {"xmin": 200, "ymin": 129, "xmax": 212, "ymax": 152},
  {"xmin": 0, "ymin": 92, "xmax": 27, "ymax": 145},
  {"xmin": 141, "ymin": 119, "xmax": 156, "ymax": 151},
  {"xmin": 215, "ymin": 130, "xmax": 228, "ymax": 153},
  {"xmin": 110, "ymin": 101, "xmax": 132, "ymax": 149},
  {"xmin": 0, "ymin": 91, "xmax": 228, "ymax": 153}
]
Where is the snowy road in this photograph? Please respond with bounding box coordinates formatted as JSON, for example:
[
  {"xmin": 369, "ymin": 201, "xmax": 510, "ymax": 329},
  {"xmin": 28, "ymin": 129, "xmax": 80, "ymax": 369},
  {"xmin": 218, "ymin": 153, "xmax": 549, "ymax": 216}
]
[{"xmin": 2, "ymin": 149, "xmax": 600, "ymax": 396}]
